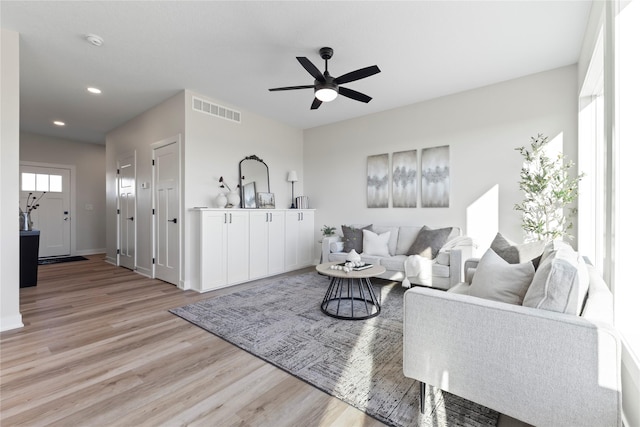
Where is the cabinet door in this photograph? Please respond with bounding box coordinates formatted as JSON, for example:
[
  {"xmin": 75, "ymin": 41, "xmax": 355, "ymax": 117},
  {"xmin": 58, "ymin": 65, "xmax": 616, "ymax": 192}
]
[
  {"xmin": 284, "ymin": 211, "xmax": 301, "ymax": 271},
  {"xmin": 226, "ymin": 210, "xmax": 249, "ymax": 285},
  {"xmin": 249, "ymin": 211, "xmax": 269, "ymax": 280},
  {"xmin": 297, "ymin": 210, "xmax": 315, "ymax": 267},
  {"xmin": 268, "ymin": 210, "xmax": 285, "ymax": 275},
  {"xmin": 200, "ymin": 210, "xmax": 227, "ymax": 291}
]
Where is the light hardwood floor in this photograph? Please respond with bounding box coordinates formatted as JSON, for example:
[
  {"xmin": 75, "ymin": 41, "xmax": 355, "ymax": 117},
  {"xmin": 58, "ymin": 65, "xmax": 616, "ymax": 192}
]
[
  {"xmin": 1, "ymin": 255, "xmax": 525, "ymax": 427},
  {"xmin": 1, "ymin": 255, "xmax": 385, "ymax": 426}
]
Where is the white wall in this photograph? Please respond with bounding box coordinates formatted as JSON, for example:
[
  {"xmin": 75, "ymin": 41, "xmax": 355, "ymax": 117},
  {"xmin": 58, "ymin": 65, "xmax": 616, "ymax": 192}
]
[
  {"xmin": 0, "ymin": 29, "xmax": 23, "ymax": 331},
  {"xmin": 20, "ymin": 132, "xmax": 106, "ymax": 254},
  {"xmin": 304, "ymin": 65, "xmax": 578, "ymax": 253},
  {"xmin": 105, "ymin": 91, "xmax": 185, "ymax": 275},
  {"xmin": 182, "ymin": 90, "xmax": 303, "ymax": 289}
]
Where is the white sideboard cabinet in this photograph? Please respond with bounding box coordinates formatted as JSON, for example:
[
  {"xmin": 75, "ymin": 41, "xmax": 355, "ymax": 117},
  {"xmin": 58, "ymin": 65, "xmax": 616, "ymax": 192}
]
[{"xmin": 195, "ymin": 209, "xmax": 314, "ymax": 292}]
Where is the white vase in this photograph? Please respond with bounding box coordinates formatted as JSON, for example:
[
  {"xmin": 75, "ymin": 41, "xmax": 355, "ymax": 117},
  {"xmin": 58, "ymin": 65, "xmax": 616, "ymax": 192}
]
[
  {"xmin": 215, "ymin": 193, "xmax": 227, "ymax": 209},
  {"xmin": 346, "ymin": 249, "xmax": 361, "ymax": 263},
  {"xmin": 227, "ymin": 191, "xmax": 240, "ymax": 208}
]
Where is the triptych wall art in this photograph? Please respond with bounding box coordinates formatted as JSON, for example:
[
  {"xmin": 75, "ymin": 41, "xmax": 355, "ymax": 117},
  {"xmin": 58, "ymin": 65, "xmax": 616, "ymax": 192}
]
[{"xmin": 366, "ymin": 145, "xmax": 450, "ymax": 208}]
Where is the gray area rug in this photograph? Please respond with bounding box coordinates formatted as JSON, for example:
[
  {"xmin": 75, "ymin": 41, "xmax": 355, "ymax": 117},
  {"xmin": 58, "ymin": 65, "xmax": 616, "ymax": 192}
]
[{"xmin": 170, "ymin": 272, "xmax": 499, "ymax": 426}]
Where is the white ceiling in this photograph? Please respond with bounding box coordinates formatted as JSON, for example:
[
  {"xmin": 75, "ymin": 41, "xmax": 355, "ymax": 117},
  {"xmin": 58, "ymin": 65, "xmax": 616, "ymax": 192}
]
[{"xmin": 1, "ymin": 1, "xmax": 593, "ymax": 144}]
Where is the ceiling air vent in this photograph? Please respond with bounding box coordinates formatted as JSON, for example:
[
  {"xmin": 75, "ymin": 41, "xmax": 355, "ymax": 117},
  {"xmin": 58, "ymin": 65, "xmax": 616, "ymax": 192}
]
[{"xmin": 192, "ymin": 96, "xmax": 241, "ymax": 124}]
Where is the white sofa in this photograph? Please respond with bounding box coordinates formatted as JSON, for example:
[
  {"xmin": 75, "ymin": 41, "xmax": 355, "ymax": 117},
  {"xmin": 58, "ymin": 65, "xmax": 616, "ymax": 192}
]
[
  {"xmin": 403, "ymin": 253, "xmax": 622, "ymax": 426},
  {"xmin": 321, "ymin": 225, "xmax": 475, "ymax": 290}
]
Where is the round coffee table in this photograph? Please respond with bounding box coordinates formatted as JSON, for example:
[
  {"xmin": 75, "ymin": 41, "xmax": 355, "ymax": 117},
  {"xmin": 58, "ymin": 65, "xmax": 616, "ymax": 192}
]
[{"xmin": 316, "ymin": 262, "xmax": 386, "ymax": 320}]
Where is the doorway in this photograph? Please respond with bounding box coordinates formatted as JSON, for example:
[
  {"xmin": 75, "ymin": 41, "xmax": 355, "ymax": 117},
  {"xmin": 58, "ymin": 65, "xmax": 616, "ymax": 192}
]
[
  {"xmin": 117, "ymin": 152, "xmax": 136, "ymax": 270},
  {"xmin": 19, "ymin": 163, "xmax": 73, "ymax": 258},
  {"xmin": 152, "ymin": 138, "xmax": 180, "ymax": 286}
]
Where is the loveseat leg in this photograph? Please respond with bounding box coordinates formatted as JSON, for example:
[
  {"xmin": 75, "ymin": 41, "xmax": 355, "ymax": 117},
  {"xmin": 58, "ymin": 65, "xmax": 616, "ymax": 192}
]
[{"xmin": 419, "ymin": 381, "xmax": 426, "ymax": 414}]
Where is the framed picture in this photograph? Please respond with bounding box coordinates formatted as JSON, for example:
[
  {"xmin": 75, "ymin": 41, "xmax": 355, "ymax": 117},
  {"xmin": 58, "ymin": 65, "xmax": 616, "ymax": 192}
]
[
  {"xmin": 242, "ymin": 182, "xmax": 257, "ymax": 208},
  {"xmin": 257, "ymin": 192, "xmax": 275, "ymax": 209},
  {"xmin": 367, "ymin": 154, "xmax": 389, "ymax": 208},
  {"xmin": 421, "ymin": 145, "xmax": 450, "ymax": 207},
  {"xmin": 392, "ymin": 150, "xmax": 417, "ymax": 208}
]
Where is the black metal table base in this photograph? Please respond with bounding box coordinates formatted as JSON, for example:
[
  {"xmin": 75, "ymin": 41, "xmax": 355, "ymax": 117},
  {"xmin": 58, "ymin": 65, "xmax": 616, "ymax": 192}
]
[{"xmin": 321, "ymin": 276, "xmax": 381, "ymax": 320}]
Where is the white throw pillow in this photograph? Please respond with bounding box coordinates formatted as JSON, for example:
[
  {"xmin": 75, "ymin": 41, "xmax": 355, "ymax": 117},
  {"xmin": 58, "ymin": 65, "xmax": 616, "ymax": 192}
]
[
  {"xmin": 523, "ymin": 243, "xmax": 589, "ymax": 315},
  {"xmin": 469, "ymin": 248, "xmax": 535, "ymax": 305},
  {"xmin": 362, "ymin": 229, "xmax": 391, "ymax": 257}
]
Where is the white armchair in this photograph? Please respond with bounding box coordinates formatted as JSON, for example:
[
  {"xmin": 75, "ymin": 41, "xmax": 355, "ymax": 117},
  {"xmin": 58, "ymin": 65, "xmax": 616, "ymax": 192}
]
[{"xmin": 403, "ymin": 260, "xmax": 622, "ymax": 426}]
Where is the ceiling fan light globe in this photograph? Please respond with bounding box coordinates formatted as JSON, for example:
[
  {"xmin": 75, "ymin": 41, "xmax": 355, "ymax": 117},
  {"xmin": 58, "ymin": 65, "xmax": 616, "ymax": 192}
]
[{"xmin": 315, "ymin": 87, "xmax": 338, "ymax": 102}]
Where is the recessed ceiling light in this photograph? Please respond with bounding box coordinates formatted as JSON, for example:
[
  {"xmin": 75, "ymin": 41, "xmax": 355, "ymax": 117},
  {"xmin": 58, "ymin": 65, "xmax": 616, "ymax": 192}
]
[
  {"xmin": 85, "ymin": 34, "xmax": 104, "ymax": 47},
  {"xmin": 53, "ymin": 121, "xmax": 65, "ymax": 126},
  {"xmin": 87, "ymin": 87, "xmax": 102, "ymax": 94}
]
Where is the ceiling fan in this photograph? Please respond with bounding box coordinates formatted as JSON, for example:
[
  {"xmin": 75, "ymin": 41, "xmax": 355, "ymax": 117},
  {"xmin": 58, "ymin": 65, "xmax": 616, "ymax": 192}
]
[{"xmin": 269, "ymin": 47, "xmax": 381, "ymax": 110}]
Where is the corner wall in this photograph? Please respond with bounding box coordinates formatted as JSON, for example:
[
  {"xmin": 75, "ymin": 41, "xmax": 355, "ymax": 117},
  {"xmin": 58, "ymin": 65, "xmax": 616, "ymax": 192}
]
[
  {"xmin": 182, "ymin": 90, "xmax": 304, "ymax": 289},
  {"xmin": 105, "ymin": 91, "xmax": 186, "ymax": 275},
  {"xmin": 304, "ymin": 65, "xmax": 578, "ymax": 252},
  {"xmin": 0, "ymin": 29, "xmax": 23, "ymax": 331}
]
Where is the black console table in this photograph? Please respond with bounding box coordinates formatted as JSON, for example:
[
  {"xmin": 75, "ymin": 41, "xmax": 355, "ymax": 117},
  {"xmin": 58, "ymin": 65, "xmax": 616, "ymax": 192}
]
[{"xmin": 20, "ymin": 230, "xmax": 40, "ymax": 287}]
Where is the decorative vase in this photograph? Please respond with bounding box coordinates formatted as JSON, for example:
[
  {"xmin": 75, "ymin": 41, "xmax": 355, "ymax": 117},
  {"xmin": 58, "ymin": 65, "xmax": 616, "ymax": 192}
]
[
  {"xmin": 346, "ymin": 249, "xmax": 361, "ymax": 263},
  {"xmin": 227, "ymin": 190, "xmax": 241, "ymax": 208},
  {"xmin": 215, "ymin": 193, "xmax": 227, "ymax": 209},
  {"xmin": 20, "ymin": 211, "xmax": 33, "ymax": 231}
]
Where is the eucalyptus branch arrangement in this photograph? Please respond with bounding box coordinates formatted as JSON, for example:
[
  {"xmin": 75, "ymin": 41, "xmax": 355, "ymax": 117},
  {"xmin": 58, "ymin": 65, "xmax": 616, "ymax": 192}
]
[
  {"xmin": 218, "ymin": 176, "xmax": 239, "ymax": 192},
  {"xmin": 514, "ymin": 134, "xmax": 584, "ymax": 242},
  {"xmin": 20, "ymin": 192, "xmax": 47, "ymax": 214}
]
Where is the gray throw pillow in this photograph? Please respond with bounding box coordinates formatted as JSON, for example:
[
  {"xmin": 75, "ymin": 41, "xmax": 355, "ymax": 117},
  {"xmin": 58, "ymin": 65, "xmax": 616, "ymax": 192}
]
[
  {"xmin": 342, "ymin": 224, "xmax": 373, "ymax": 254},
  {"xmin": 406, "ymin": 226, "xmax": 452, "ymax": 260},
  {"xmin": 490, "ymin": 232, "xmax": 545, "ymax": 268},
  {"xmin": 469, "ymin": 248, "xmax": 536, "ymax": 305}
]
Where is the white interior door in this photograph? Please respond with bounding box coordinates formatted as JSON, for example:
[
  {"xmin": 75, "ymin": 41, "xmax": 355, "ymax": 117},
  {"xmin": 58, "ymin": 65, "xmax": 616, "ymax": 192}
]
[
  {"xmin": 154, "ymin": 142, "xmax": 180, "ymax": 285},
  {"xmin": 20, "ymin": 165, "xmax": 71, "ymax": 258},
  {"xmin": 117, "ymin": 153, "xmax": 136, "ymax": 270}
]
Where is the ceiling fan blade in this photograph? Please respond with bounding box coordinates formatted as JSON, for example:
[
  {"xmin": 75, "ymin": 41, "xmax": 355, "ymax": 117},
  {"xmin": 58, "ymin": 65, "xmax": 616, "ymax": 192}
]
[
  {"xmin": 311, "ymin": 97, "xmax": 322, "ymax": 110},
  {"xmin": 297, "ymin": 57, "xmax": 325, "ymax": 82},
  {"xmin": 334, "ymin": 65, "xmax": 381, "ymax": 85},
  {"xmin": 269, "ymin": 85, "xmax": 314, "ymax": 91},
  {"xmin": 338, "ymin": 86, "xmax": 372, "ymax": 103}
]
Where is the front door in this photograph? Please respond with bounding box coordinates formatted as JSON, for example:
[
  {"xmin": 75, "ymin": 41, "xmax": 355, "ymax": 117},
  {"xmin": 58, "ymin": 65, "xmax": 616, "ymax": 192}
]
[
  {"xmin": 153, "ymin": 141, "xmax": 180, "ymax": 286},
  {"xmin": 19, "ymin": 165, "xmax": 71, "ymax": 258},
  {"xmin": 117, "ymin": 153, "xmax": 136, "ymax": 270}
]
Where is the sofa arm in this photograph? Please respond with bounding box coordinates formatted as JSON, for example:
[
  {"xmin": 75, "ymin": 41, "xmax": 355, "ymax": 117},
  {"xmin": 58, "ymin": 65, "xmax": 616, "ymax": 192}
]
[
  {"xmin": 321, "ymin": 235, "xmax": 341, "ymax": 263},
  {"xmin": 403, "ymin": 287, "xmax": 622, "ymax": 427},
  {"xmin": 463, "ymin": 257, "xmax": 480, "ymax": 284}
]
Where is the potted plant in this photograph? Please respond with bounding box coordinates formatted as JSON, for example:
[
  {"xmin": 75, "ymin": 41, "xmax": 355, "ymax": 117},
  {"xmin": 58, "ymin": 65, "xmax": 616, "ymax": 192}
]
[
  {"xmin": 514, "ymin": 134, "xmax": 584, "ymax": 242},
  {"xmin": 320, "ymin": 225, "xmax": 336, "ymax": 237}
]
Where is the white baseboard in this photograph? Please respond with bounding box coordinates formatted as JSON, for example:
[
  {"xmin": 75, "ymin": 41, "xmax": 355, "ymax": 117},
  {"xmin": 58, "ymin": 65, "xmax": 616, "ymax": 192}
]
[
  {"xmin": 0, "ymin": 314, "xmax": 24, "ymax": 332},
  {"xmin": 135, "ymin": 267, "xmax": 152, "ymax": 278},
  {"xmin": 76, "ymin": 248, "xmax": 106, "ymax": 256},
  {"xmin": 105, "ymin": 256, "xmax": 117, "ymax": 265}
]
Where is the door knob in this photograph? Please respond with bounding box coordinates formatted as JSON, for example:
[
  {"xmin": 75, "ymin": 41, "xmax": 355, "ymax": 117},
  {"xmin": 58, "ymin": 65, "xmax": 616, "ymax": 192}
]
[
  {"xmin": 63, "ymin": 217, "xmax": 69, "ymax": 221},
  {"xmin": 168, "ymin": 218, "xmax": 177, "ymax": 223},
  {"xmin": 127, "ymin": 217, "xmax": 134, "ymax": 221}
]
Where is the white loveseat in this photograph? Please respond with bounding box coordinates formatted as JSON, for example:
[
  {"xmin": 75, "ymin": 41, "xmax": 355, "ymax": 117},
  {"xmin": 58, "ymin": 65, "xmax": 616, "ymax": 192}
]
[
  {"xmin": 403, "ymin": 243, "xmax": 622, "ymax": 426},
  {"xmin": 321, "ymin": 224, "xmax": 475, "ymax": 290}
]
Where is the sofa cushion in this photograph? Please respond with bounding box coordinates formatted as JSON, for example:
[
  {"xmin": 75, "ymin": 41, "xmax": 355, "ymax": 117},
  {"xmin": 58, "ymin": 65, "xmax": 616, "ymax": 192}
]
[
  {"xmin": 371, "ymin": 225, "xmax": 400, "ymax": 256},
  {"xmin": 435, "ymin": 251, "xmax": 450, "ymax": 266},
  {"xmin": 329, "ymin": 241, "xmax": 344, "ymax": 253},
  {"xmin": 380, "ymin": 255, "xmax": 408, "ymax": 272},
  {"xmin": 469, "ymin": 248, "xmax": 535, "ymax": 305},
  {"xmin": 406, "ymin": 226, "xmax": 452, "ymax": 260},
  {"xmin": 490, "ymin": 232, "xmax": 545, "ymax": 268},
  {"xmin": 362, "ymin": 229, "xmax": 391, "ymax": 257},
  {"xmin": 523, "ymin": 242, "xmax": 589, "ymax": 315},
  {"xmin": 396, "ymin": 226, "xmax": 424, "ymax": 255},
  {"xmin": 342, "ymin": 224, "xmax": 372, "ymax": 253}
]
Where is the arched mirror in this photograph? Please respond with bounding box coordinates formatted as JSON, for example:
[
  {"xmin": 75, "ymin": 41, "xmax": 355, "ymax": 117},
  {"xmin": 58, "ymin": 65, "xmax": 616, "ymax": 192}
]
[{"xmin": 239, "ymin": 155, "xmax": 270, "ymax": 208}]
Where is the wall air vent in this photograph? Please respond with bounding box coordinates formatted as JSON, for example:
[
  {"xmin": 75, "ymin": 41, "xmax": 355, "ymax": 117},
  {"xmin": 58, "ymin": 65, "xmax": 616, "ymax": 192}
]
[{"xmin": 192, "ymin": 96, "xmax": 241, "ymax": 124}]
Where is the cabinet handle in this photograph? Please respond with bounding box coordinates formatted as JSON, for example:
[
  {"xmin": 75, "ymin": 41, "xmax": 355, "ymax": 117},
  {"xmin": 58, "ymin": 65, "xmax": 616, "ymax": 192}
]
[
  {"xmin": 301, "ymin": 212, "xmax": 304, "ymax": 221},
  {"xmin": 229, "ymin": 213, "xmax": 232, "ymax": 224},
  {"xmin": 270, "ymin": 213, "xmax": 273, "ymax": 222},
  {"xmin": 224, "ymin": 213, "xmax": 227, "ymax": 224}
]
